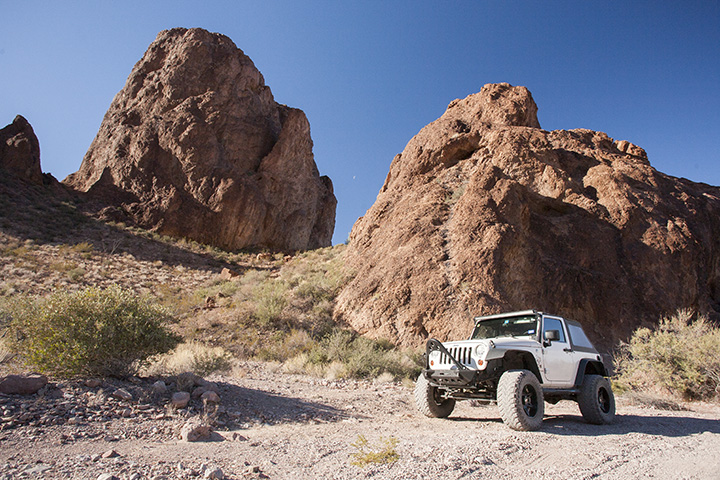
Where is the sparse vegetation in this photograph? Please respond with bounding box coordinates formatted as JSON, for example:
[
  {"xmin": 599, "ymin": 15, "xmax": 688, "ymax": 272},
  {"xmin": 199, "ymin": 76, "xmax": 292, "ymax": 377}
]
[
  {"xmin": 614, "ymin": 309, "xmax": 720, "ymax": 401},
  {"xmin": 143, "ymin": 341, "xmax": 234, "ymax": 377},
  {"xmin": 4, "ymin": 286, "xmax": 179, "ymax": 378},
  {"xmin": 350, "ymin": 435, "xmax": 400, "ymax": 467}
]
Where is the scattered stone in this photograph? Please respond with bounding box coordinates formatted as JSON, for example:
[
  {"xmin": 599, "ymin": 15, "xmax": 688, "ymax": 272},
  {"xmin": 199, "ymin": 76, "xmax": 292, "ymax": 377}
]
[
  {"xmin": 219, "ymin": 267, "xmax": 240, "ymax": 281},
  {"xmin": 192, "ymin": 387, "xmax": 208, "ymax": 399},
  {"xmin": 102, "ymin": 450, "xmax": 119, "ymax": 459},
  {"xmin": 201, "ymin": 391, "xmax": 221, "ymax": 404},
  {"xmin": 24, "ymin": 464, "xmax": 51, "ymax": 475},
  {"xmin": 112, "ymin": 388, "xmax": 133, "ymax": 402},
  {"xmin": 0, "ymin": 374, "xmax": 48, "ymax": 395},
  {"xmin": 204, "ymin": 467, "xmax": 224, "ymax": 479},
  {"xmin": 97, "ymin": 474, "xmax": 119, "ymax": 480},
  {"xmin": 171, "ymin": 392, "xmax": 191, "ymax": 409},
  {"xmin": 151, "ymin": 381, "xmax": 167, "ymax": 395},
  {"xmin": 180, "ymin": 421, "xmax": 212, "ymax": 442},
  {"xmin": 85, "ymin": 379, "xmax": 103, "ymax": 388}
]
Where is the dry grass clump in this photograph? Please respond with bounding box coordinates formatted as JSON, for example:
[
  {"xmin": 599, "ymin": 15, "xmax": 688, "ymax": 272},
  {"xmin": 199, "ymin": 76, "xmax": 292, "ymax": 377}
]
[
  {"xmin": 614, "ymin": 309, "xmax": 720, "ymax": 401},
  {"xmin": 282, "ymin": 328, "xmax": 423, "ymax": 381},
  {"xmin": 143, "ymin": 341, "xmax": 234, "ymax": 377},
  {"xmin": 350, "ymin": 435, "xmax": 400, "ymax": 467}
]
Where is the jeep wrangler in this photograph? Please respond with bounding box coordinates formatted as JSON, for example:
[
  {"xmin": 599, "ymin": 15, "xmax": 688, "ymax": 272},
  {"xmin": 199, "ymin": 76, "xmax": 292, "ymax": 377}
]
[{"xmin": 415, "ymin": 310, "xmax": 615, "ymax": 431}]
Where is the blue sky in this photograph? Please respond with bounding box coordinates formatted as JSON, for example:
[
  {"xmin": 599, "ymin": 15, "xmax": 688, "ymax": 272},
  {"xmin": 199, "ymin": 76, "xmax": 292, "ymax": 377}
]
[{"xmin": 1, "ymin": 1, "xmax": 719, "ymax": 245}]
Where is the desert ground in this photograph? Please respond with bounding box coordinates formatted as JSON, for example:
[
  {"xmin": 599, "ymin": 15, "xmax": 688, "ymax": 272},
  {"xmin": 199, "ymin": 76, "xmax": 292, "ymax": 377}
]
[{"xmin": 1, "ymin": 362, "xmax": 718, "ymax": 480}]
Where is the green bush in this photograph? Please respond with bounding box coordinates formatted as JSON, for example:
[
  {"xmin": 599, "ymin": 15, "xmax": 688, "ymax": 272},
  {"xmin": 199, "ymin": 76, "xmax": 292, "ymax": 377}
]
[
  {"xmin": 6, "ymin": 286, "xmax": 179, "ymax": 378},
  {"xmin": 614, "ymin": 310, "xmax": 720, "ymax": 401}
]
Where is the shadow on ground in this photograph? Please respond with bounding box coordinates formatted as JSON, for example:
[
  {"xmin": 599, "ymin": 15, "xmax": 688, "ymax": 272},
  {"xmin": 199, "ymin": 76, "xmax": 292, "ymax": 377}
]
[
  {"xmin": 218, "ymin": 382, "xmax": 351, "ymax": 427},
  {"xmin": 446, "ymin": 406, "xmax": 720, "ymax": 437}
]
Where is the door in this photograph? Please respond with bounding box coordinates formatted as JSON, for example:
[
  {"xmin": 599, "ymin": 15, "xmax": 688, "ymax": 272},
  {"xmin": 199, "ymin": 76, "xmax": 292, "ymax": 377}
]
[{"xmin": 541, "ymin": 316, "xmax": 576, "ymax": 386}]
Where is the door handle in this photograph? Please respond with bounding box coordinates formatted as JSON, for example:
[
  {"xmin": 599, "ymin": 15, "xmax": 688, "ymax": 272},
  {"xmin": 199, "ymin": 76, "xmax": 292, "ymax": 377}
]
[{"xmin": 563, "ymin": 348, "xmax": 572, "ymax": 353}]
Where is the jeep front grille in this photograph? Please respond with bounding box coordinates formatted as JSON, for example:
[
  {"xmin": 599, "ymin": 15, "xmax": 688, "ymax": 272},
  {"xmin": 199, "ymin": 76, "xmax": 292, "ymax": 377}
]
[{"xmin": 441, "ymin": 346, "xmax": 473, "ymax": 367}]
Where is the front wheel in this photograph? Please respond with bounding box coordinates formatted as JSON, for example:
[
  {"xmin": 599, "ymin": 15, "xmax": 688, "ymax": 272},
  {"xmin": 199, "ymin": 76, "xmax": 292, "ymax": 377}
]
[
  {"xmin": 414, "ymin": 373, "xmax": 455, "ymax": 418},
  {"xmin": 578, "ymin": 375, "xmax": 615, "ymax": 424},
  {"xmin": 497, "ymin": 369, "xmax": 545, "ymax": 431}
]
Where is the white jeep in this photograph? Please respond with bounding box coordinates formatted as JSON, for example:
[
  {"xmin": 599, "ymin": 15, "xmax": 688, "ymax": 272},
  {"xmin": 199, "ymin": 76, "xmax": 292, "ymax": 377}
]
[{"xmin": 415, "ymin": 310, "xmax": 615, "ymax": 431}]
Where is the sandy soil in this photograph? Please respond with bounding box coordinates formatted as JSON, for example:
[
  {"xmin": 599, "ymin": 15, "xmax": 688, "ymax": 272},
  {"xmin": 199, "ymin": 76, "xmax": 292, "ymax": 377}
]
[{"xmin": 1, "ymin": 363, "xmax": 719, "ymax": 480}]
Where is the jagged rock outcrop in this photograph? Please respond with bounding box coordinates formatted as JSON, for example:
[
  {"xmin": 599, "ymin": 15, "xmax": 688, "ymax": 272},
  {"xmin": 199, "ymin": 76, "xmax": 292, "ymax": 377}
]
[
  {"xmin": 64, "ymin": 28, "xmax": 335, "ymax": 251},
  {"xmin": 335, "ymin": 83, "xmax": 720, "ymax": 350},
  {"xmin": 0, "ymin": 115, "xmax": 43, "ymax": 185}
]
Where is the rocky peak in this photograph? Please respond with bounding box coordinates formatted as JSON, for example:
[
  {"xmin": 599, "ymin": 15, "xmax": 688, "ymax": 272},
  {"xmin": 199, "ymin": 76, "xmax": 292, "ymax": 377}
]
[
  {"xmin": 335, "ymin": 83, "xmax": 720, "ymax": 350},
  {"xmin": 0, "ymin": 115, "xmax": 43, "ymax": 185},
  {"xmin": 64, "ymin": 28, "xmax": 335, "ymax": 251}
]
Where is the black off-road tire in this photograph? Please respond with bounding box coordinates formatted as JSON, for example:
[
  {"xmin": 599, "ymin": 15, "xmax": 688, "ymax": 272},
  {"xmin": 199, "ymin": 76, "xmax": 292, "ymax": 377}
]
[
  {"xmin": 578, "ymin": 374, "xmax": 616, "ymax": 424},
  {"xmin": 414, "ymin": 373, "xmax": 456, "ymax": 418},
  {"xmin": 497, "ymin": 369, "xmax": 545, "ymax": 431}
]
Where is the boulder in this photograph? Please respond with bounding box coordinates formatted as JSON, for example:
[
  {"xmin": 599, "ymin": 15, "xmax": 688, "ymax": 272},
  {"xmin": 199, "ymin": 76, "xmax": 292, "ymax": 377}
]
[
  {"xmin": 64, "ymin": 28, "xmax": 336, "ymax": 251},
  {"xmin": 180, "ymin": 420, "xmax": 212, "ymax": 442},
  {"xmin": 171, "ymin": 391, "xmax": 191, "ymax": 409},
  {"xmin": 335, "ymin": 83, "xmax": 720, "ymax": 350},
  {"xmin": 0, "ymin": 115, "xmax": 43, "ymax": 184},
  {"xmin": 0, "ymin": 373, "xmax": 48, "ymax": 395}
]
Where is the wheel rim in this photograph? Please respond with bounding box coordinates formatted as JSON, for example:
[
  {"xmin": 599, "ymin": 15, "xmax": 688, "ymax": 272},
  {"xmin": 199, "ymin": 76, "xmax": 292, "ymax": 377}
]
[
  {"xmin": 598, "ymin": 387, "xmax": 611, "ymax": 413},
  {"xmin": 521, "ymin": 384, "xmax": 538, "ymax": 417}
]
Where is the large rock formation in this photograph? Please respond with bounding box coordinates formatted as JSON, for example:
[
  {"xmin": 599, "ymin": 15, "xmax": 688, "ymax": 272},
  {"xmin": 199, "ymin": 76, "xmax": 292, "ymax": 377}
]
[
  {"xmin": 64, "ymin": 28, "xmax": 335, "ymax": 251},
  {"xmin": 0, "ymin": 115, "xmax": 43, "ymax": 185},
  {"xmin": 335, "ymin": 83, "xmax": 720, "ymax": 350}
]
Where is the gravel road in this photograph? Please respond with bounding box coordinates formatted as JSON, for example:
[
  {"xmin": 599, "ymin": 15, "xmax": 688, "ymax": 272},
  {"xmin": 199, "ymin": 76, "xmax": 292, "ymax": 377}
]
[{"xmin": 1, "ymin": 363, "xmax": 719, "ymax": 479}]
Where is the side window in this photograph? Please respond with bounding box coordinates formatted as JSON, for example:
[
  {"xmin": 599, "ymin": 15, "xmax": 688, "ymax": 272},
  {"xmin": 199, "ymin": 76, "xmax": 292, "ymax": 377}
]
[
  {"xmin": 543, "ymin": 317, "xmax": 567, "ymax": 343},
  {"xmin": 567, "ymin": 323, "xmax": 594, "ymax": 349}
]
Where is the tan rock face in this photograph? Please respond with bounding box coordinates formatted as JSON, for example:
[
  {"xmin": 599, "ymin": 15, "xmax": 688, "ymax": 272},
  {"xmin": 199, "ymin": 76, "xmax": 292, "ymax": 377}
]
[
  {"xmin": 0, "ymin": 115, "xmax": 43, "ymax": 185},
  {"xmin": 335, "ymin": 83, "xmax": 720, "ymax": 350},
  {"xmin": 64, "ymin": 28, "xmax": 335, "ymax": 251}
]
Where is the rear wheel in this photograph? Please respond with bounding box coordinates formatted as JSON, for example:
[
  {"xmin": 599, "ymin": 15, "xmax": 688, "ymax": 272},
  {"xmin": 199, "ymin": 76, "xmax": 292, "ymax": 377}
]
[
  {"xmin": 414, "ymin": 374, "xmax": 455, "ymax": 418},
  {"xmin": 578, "ymin": 375, "xmax": 615, "ymax": 424},
  {"xmin": 497, "ymin": 369, "xmax": 544, "ymax": 431}
]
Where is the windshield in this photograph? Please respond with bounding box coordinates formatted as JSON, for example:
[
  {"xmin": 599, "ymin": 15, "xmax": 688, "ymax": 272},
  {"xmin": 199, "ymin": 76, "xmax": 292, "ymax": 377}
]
[{"xmin": 471, "ymin": 315, "xmax": 539, "ymax": 340}]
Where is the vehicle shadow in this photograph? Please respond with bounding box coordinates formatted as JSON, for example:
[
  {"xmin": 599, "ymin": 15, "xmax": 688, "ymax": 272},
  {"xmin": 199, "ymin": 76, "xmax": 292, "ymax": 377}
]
[
  {"xmin": 541, "ymin": 412, "xmax": 720, "ymax": 437},
  {"xmin": 447, "ymin": 408, "xmax": 720, "ymax": 437}
]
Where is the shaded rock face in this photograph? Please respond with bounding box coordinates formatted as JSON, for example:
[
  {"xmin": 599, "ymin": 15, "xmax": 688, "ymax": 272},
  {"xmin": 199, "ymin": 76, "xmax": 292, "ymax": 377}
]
[
  {"xmin": 335, "ymin": 83, "xmax": 720, "ymax": 350},
  {"xmin": 64, "ymin": 28, "xmax": 336, "ymax": 251},
  {"xmin": 0, "ymin": 115, "xmax": 43, "ymax": 185}
]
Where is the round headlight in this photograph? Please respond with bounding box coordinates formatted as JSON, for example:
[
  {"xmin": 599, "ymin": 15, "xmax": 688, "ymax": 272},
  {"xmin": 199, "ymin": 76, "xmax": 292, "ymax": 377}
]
[
  {"xmin": 474, "ymin": 342, "xmax": 489, "ymax": 357},
  {"xmin": 428, "ymin": 350, "xmax": 441, "ymax": 362}
]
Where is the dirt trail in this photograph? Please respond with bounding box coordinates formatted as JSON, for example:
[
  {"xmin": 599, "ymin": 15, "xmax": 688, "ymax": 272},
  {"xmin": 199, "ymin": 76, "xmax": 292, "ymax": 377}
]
[{"xmin": 1, "ymin": 363, "xmax": 719, "ymax": 479}]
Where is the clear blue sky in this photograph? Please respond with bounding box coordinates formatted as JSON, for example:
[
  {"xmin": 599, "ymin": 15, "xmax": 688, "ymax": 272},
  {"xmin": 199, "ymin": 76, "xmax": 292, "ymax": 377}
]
[{"xmin": 2, "ymin": 1, "xmax": 719, "ymax": 245}]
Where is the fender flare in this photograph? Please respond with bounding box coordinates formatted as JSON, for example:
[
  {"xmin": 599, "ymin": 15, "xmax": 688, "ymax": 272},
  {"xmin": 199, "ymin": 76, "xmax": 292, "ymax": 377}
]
[{"xmin": 574, "ymin": 358, "xmax": 608, "ymax": 388}]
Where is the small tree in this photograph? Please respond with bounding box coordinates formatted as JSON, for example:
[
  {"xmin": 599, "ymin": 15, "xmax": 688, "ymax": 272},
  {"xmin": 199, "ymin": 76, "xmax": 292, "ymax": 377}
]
[{"xmin": 7, "ymin": 286, "xmax": 179, "ymax": 378}]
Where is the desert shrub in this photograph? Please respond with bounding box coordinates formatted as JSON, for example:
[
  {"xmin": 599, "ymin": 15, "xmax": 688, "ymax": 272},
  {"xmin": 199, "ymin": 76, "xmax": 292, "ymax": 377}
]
[
  {"xmin": 256, "ymin": 329, "xmax": 315, "ymax": 363},
  {"xmin": 6, "ymin": 286, "xmax": 179, "ymax": 378},
  {"xmin": 252, "ymin": 282, "xmax": 289, "ymax": 327},
  {"xmin": 614, "ymin": 310, "xmax": 720, "ymax": 401},
  {"xmin": 304, "ymin": 328, "xmax": 423, "ymax": 380},
  {"xmin": 143, "ymin": 341, "xmax": 234, "ymax": 377}
]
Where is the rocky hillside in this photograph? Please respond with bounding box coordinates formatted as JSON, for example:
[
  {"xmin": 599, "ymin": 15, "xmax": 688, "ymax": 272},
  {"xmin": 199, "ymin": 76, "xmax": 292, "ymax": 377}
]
[
  {"xmin": 64, "ymin": 28, "xmax": 336, "ymax": 252},
  {"xmin": 335, "ymin": 83, "xmax": 720, "ymax": 350}
]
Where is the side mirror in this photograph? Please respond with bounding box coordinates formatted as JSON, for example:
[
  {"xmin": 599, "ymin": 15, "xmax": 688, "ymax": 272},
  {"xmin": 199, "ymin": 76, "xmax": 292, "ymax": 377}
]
[{"xmin": 545, "ymin": 330, "xmax": 560, "ymax": 343}]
